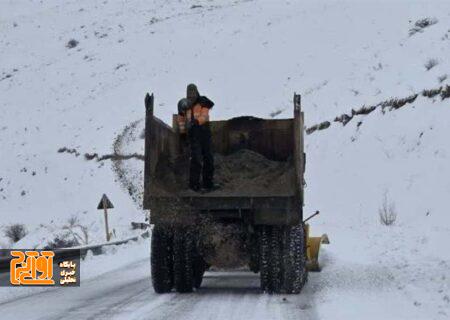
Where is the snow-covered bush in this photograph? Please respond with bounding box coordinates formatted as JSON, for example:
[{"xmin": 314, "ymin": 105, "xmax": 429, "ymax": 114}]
[
  {"xmin": 438, "ymin": 74, "xmax": 447, "ymax": 83},
  {"xmin": 44, "ymin": 216, "xmax": 89, "ymax": 249},
  {"xmin": 4, "ymin": 224, "xmax": 27, "ymax": 243},
  {"xmin": 409, "ymin": 17, "xmax": 438, "ymax": 36},
  {"xmin": 379, "ymin": 192, "xmax": 397, "ymax": 226},
  {"xmin": 441, "ymin": 85, "xmax": 450, "ymax": 100},
  {"xmin": 63, "ymin": 215, "xmax": 89, "ymax": 245},
  {"xmin": 66, "ymin": 39, "xmax": 79, "ymax": 49},
  {"xmin": 44, "ymin": 235, "xmax": 79, "ymax": 249},
  {"xmin": 424, "ymin": 58, "xmax": 439, "ymax": 71}
]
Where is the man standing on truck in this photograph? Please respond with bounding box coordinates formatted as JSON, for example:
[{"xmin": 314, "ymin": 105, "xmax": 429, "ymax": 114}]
[{"xmin": 177, "ymin": 84, "xmax": 216, "ymax": 192}]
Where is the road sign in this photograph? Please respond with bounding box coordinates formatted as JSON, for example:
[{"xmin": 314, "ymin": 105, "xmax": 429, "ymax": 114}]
[
  {"xmin": 97, "ymin": 194, "xmax": 114, "ymax": 241},
  {"xmin": 97, "ymin": 194, "xmax": 114, "ymax": 210}
]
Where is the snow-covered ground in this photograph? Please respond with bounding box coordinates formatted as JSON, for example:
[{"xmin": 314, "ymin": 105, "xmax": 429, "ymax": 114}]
[{"xmin": 0, "ymin": 0, "xmax": 449, "ymax": 319}]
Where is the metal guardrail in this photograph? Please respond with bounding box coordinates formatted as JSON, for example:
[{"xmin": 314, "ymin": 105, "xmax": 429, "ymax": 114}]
[{"xmin": 0, "ymin": 231, "xmax": 149, "ymax": 271}]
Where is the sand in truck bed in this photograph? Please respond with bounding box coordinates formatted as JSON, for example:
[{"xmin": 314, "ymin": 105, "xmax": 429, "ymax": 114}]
[{"xmin": 153, "ymin": 149, "xmax": 295, "ymax": 197}]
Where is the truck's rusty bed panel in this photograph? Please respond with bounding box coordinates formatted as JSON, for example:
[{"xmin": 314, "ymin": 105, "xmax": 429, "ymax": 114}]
[{"xmin": 143, "ymin": 93, "xmax": 305, "ymax": 226}]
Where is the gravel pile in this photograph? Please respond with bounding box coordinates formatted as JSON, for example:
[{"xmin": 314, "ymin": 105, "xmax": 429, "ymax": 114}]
[
  {"xmin": 210, "ymin": 149, "xmax": 294, "ymax": 196},
  {"xmin": 152, "ymin": 149, "xmax": 295, "ymax": 197}
]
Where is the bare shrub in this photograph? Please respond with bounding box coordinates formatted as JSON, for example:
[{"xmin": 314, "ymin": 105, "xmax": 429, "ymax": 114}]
[
  {"xmin": 381, "ymin": 94, "xmax": 418, "ymax": 111},
  {"xmin": 409, "ymin": 17, "xmax": 438, "ymax": 36},
  {"xmin": 334, "ymin": 113, "xmax": 353, "ymax": 126},
  {"xmin": 422, "ymin": 87, "xmax": 442, "ymax": 98},
  {"xmin": 352, "ymin": 105, "xmax": 376, "ymax": 116},
  {"xmin": 45, "ymin": 235, "xmax": 79, "ymax": 249},
  {"xmin": 441, "ymin": 85, "xmax": 450, "ymax": 100},
  {"xmin": 306, "ymin": 121, "xmax": 331, "ymax": 134},
  {"xmin": 438, "ymin": 74, "xmax": 447, "ymax": 83},
  {"xmin": 4, "ymin": 224, "xmax": 27, "ymax": 242},
  {"xmin": 66, "ymin": 39, "xmax": 79, "ymax": 49},
  {"xmin": 424, "ymin": 58, "xmax": 439, "ymax": 71},
  {"xmin": 62, "ymin": 215, "xmax": 89, "ymax": 245},
  {"xmin": 379, "ymin": 192, "xmax": 397, "ymax": 226},
  {"xmin": 415, "ymin": 17, "xmax": 437, "ymax": 29},
  {"xmin": 58, "ymin": 147, "xmax": 80, "ymax": 156},
  {"xmin": 44, "ymin": 216, "xmax": 89, "ymax": 249}
]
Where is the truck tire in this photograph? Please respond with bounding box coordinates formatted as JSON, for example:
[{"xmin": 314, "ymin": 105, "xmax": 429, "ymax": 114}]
[
  {"xmin": 270, "ymin": 226, "xmax": 283, "ymax": 293},
  {"xmin": 173, "ymin": 227, "xmax": 195, "ymax": 293},
  {"xmin": 259, "ymin": 225, "xmax": 307, "ymax": 294},
  {"xmin": 249, "ymin": 232, "xmax": 260, "ymax": 273},
  {"xmin": 151, "ymin": 225, "xmax": 174, "ymax": 293},
  {"xmin": 281, "ymin": 224, "xmax": 307, "ymax": 294},
  {"xmin": 192, "ymin": 229, "xmax": 207, "ymax": 289},
  {"xmin": 259, "ymin": 226, "xmax": 271, "ymax": 292},
  {"xmin": 260, "ymin": 226, "xmax": 283, "ymax": 293}
]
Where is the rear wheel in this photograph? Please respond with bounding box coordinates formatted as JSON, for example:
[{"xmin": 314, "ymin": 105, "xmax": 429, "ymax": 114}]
[
  {"xmin": 173, "ymin": 227, "xmax": 195, "ymax": 293},
  {"xmin": 259, "ymin": 226, "xmax": 271, "ymax": 291},
  {"xmin": 151, "ymin": 225, "xmax": 174, "ymax": 293},
  {"xmin": 249, "ymin": 231, "xmax": 260, "ymax": 273},
  {"xmin": 192, "ymin": 229, "xmax": 207, "ymax": 289},
  {"xmin": 281, "ymin": 224, "xmax": 307, "ymax": 293},
  {"xmin": 259, "ymin": 224, "xmax": 307, "ymax": 294},
  {"xmin": 269, "ymin": 226, "xmax": 283, "ymax": 292}
]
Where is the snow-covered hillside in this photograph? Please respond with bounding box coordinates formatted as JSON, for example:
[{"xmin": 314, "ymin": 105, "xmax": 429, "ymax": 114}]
[{"xmin": 0, "ymin": 0, "xmax": 449, "ymax": 318}]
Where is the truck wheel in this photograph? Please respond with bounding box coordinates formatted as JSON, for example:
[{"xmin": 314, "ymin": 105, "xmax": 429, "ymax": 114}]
[
  {"xmin": 192, "ymin": 229, "xmax": 206, "ymax": 289},
  {"xmin": 259, "ymin": 226, "xmax": 282, "ymax": 293},
  {"xmin": 151, "ymin": 225, "xmax": 174, "ymax": 293},
  {"xmin": 281, "ymin": 224, "xmax": 307, "ymax": 294},
  {"xmin": 259, "ymin": 226, "xmax": 271, "ymax": 292},
  {"xmin": 249, "ymin": 232, "xmax": 260, "ymax": 273},
  {"xmin": 270, "ymin": 226, "xmax": 283, "ymax": 293},
  {"xmin": 173, "ymin": 227, "xmax": 195, "ymax": 293},
  {"xmin": 259, "ymin": 225, "xmax": 307, "ymax": 294}
]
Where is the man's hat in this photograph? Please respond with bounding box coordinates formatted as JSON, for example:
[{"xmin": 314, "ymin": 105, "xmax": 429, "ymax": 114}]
[{"xmin": 186, "ymin": 83, "xmax": 200, "ymax": 103}]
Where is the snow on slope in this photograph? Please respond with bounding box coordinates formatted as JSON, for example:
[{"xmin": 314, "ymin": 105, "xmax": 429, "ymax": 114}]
[
  {"xmin": 0, "ymin": 0, "xmax": 442, "ymax": 241},
  {"xmin": 0, "ymin": 0, "xmax": 449, "ymax": 318},
  {"xmin": 1, "ymin": 0, "xmax": 449, "ymax": 241},
  {"xmin": 306, "ymin": 95, "xmax": 450, "ymax": 319}
]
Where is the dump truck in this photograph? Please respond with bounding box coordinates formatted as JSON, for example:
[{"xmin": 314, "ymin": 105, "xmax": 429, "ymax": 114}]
[{"xmin": 143, "ymin": 93, "xmax": 328, "ymax": 294}]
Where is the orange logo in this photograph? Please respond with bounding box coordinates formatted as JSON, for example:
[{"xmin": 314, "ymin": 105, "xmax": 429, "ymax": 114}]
[{"xmin": 10, "ymin": 251, "xmax": 55, "ymax": 286}]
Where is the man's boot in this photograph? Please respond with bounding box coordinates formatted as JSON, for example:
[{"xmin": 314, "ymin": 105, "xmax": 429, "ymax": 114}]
[
  {"xmin": 202, "ymin": 180, "xmax": 219, "ymax": 193},
  {"xmin": 189, "ymin": 183, "xmax": 201, "ymax": 192}
]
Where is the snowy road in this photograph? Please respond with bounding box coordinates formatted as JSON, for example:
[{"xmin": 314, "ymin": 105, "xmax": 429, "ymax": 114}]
[
  {"xmin": 0, "ymin": 258, "xmax": 318, "ymax": 320},
  {"xmin": 1, "ymin": 233, "xmax": 448, "ymax": 320}
]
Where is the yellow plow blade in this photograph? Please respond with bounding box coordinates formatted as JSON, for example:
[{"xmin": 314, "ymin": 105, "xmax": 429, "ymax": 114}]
[{"xmin": 305, "ymin": 224, "xmax": 330, "ymax": 272}]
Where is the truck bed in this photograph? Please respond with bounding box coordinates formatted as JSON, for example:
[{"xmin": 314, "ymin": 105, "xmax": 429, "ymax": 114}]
[{"xmin": 143, "ymin": 93, "xmax": 305, "ymax": 225}]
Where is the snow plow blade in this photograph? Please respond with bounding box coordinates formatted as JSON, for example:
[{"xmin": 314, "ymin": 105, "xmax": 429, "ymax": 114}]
[{"xmin": 305, "ymin": 224, "xmax": 329, "ymax": 272}]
